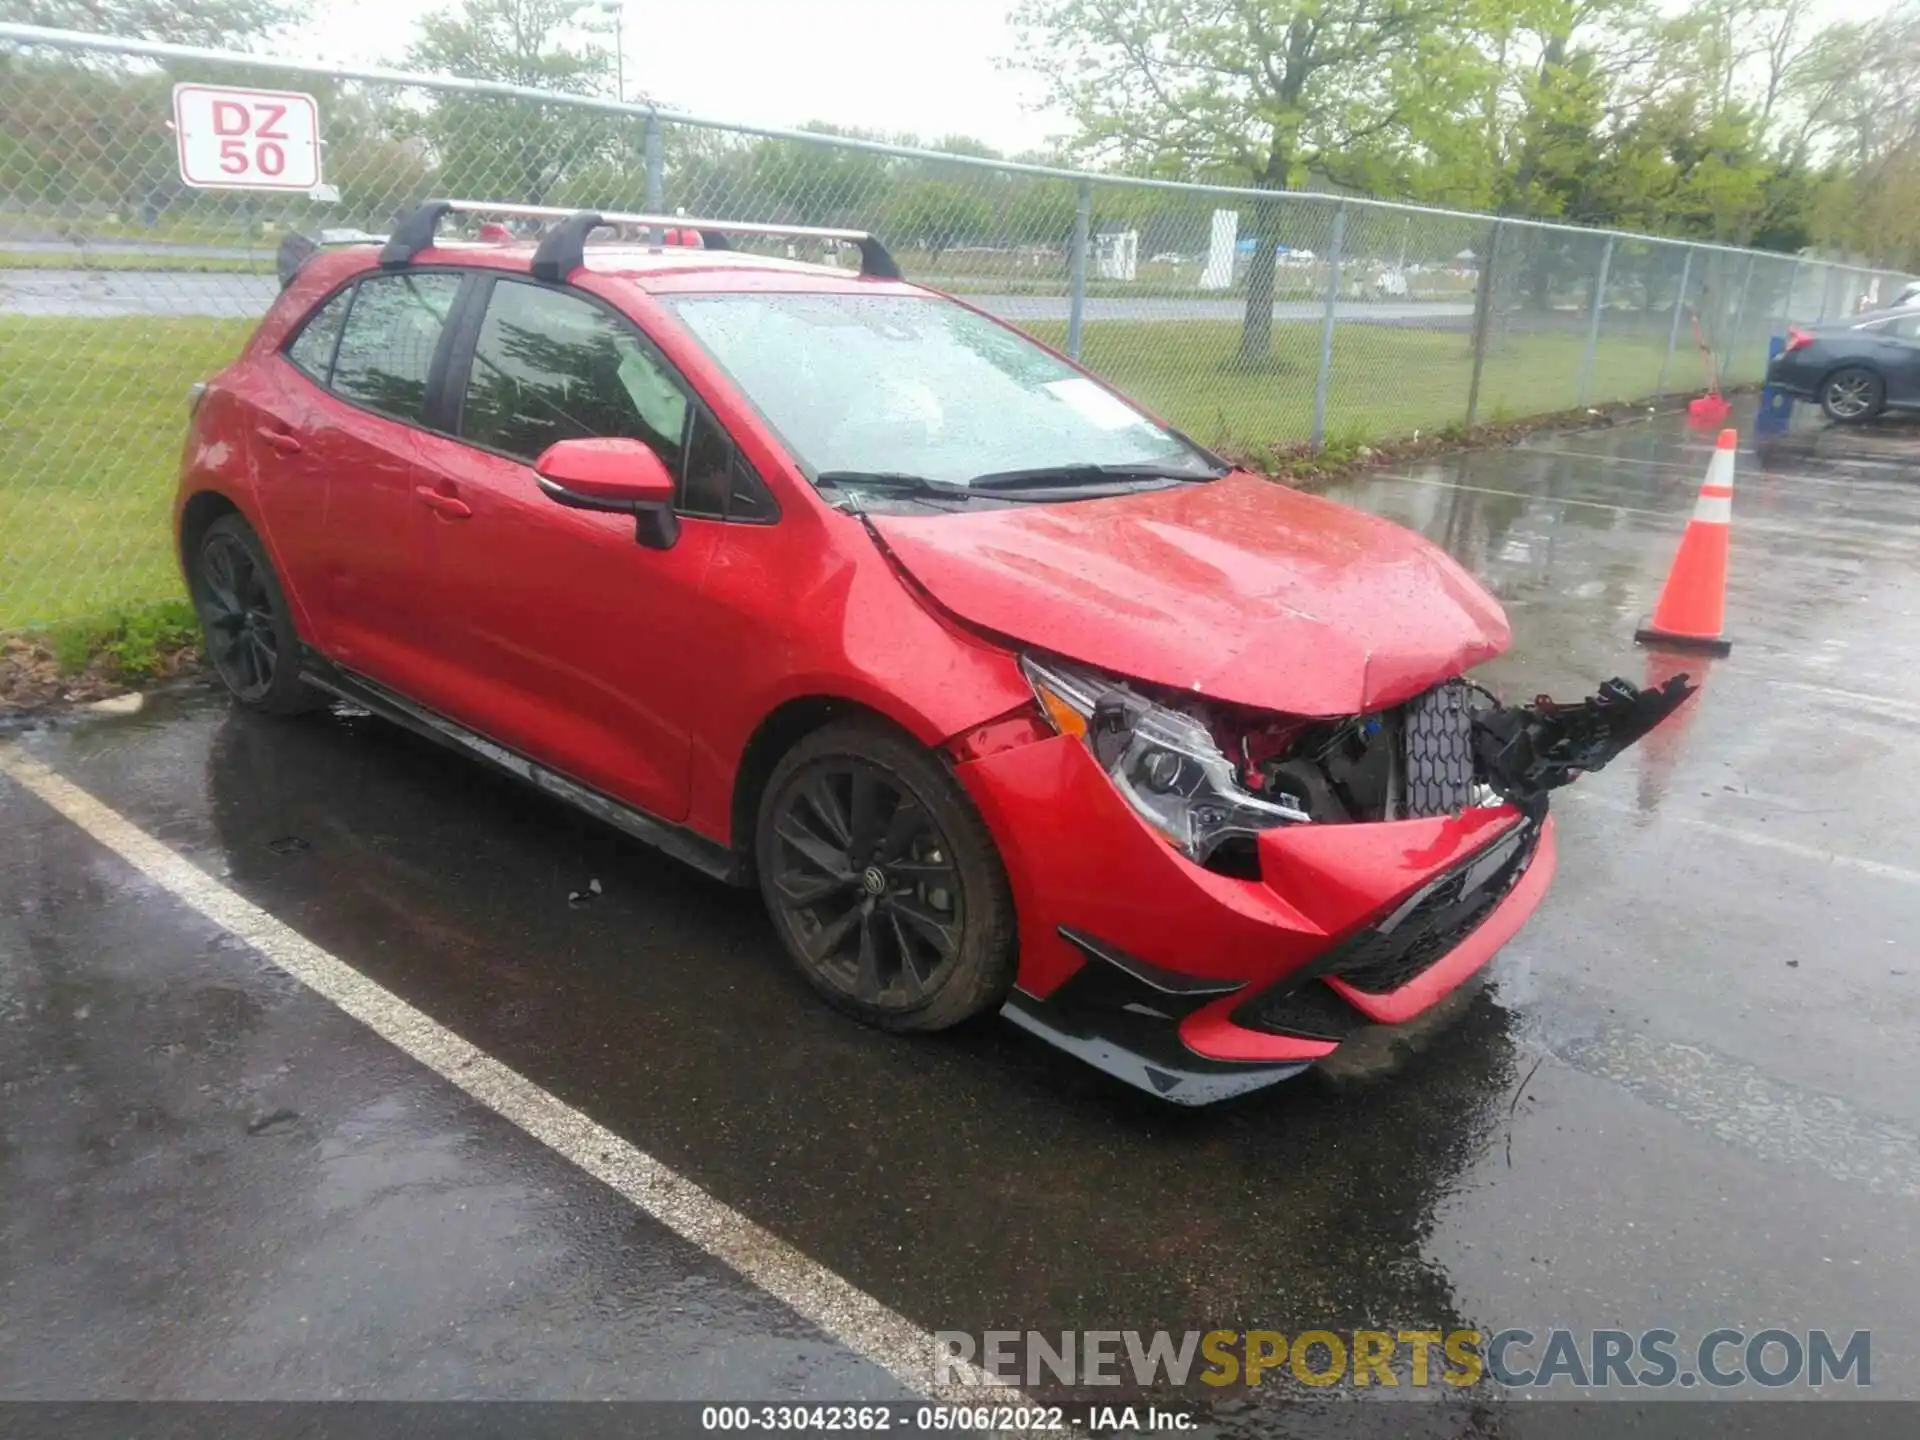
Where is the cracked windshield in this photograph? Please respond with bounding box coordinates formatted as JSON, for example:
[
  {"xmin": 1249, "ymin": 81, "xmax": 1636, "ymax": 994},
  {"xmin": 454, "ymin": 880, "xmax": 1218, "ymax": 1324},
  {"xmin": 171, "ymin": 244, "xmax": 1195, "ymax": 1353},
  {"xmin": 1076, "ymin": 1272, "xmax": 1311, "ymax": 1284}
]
[{"xmin": 666, "ymin": 293, "xmax": 1218, "ymax": 487}]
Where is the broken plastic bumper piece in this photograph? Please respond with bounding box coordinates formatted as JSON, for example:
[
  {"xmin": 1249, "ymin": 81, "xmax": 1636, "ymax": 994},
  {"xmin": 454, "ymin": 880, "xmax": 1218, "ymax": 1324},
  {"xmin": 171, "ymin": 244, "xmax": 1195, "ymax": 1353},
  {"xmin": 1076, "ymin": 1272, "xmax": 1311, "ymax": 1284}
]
[{"xmin": 1472, "ymin": 673, "xmax": 1696, "ymax": 811}]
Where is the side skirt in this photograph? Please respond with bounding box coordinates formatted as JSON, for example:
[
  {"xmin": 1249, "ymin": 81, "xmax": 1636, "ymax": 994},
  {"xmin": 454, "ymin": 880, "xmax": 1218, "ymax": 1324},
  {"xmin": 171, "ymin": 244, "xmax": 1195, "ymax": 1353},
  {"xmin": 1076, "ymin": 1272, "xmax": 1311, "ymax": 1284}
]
[{"xmin": 299, "ymin": 659, "xmax": 742, "ymax": 886}]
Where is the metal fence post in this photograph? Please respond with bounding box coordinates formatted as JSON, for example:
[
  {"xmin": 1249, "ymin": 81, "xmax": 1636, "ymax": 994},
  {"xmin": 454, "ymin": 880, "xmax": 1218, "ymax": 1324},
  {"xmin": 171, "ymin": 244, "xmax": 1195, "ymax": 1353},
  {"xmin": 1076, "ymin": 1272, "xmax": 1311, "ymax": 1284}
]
[
  {"xmin": 1311, "ymin": 201, "xmax": 1346, "ymax": 448},
  {"xmin": 1464, "ymin": 219, "xmax": 1503, "ymax": 430},
  {"xmin": 1727, "ymin": 253, "xmax": 1756, "ymax": 382},
  {"xmin": 1576, "ymin": 235, "xmax": 1614, "ymax": 407},
  {"xmin": 644, "ymin": 112, "xmax": 664, "ymax": 210},
  {"xmin": 1066, "ymin": 179, "xmax": 1092, "ymax": 361},
  {"xmin": 1655, "ymin": 246, "xmax": 1694, "ymax": 399}
]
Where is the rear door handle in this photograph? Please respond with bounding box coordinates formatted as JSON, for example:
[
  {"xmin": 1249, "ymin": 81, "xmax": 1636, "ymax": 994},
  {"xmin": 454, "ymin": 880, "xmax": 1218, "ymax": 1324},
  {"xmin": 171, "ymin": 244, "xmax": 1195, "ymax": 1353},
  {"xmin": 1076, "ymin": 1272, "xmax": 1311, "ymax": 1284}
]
[
  {"xmin": 255, "ymin": 426, "xmax": 303, "ymax": 455},
  {"xmin": 415, "ymin": 485, "xmax": 472, "ymax": 519}
]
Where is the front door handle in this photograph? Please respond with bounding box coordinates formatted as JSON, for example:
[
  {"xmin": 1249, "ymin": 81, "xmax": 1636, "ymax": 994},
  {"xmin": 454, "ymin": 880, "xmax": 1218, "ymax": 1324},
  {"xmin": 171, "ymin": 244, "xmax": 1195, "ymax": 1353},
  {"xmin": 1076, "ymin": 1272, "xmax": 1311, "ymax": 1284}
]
[
  {"xmin": 415, "ymin": 485, "xmax": 472, "ymax": 519},
  {"xmin": 255, "ymin": 426, "xmax": 303, "ymax": 455}
]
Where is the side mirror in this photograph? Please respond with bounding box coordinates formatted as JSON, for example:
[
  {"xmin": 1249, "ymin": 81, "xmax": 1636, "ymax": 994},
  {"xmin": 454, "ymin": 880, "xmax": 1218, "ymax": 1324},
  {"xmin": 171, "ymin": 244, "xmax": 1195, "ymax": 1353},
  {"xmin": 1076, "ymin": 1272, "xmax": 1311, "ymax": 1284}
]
[{"xmin": 533, "ymin": 437, "xmax": 679, "ymax": 550}]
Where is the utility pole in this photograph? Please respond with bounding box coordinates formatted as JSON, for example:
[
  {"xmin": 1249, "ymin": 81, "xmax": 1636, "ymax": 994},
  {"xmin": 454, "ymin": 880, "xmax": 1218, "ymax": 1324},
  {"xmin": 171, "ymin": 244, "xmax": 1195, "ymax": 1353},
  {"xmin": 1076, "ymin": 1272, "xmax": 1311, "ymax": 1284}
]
[{"xmin": 594, "ymin": 0, "xmax": 624, "ymax": 100}]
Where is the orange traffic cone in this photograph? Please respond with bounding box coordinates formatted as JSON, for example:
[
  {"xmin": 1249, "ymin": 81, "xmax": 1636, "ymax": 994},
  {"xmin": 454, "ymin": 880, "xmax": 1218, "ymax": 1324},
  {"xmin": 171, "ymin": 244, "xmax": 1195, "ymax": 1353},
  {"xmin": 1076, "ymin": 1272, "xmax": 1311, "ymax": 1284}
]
[{"xmin": 1634, "ymin": 428, "xmax": 1735, "ymax": 655}]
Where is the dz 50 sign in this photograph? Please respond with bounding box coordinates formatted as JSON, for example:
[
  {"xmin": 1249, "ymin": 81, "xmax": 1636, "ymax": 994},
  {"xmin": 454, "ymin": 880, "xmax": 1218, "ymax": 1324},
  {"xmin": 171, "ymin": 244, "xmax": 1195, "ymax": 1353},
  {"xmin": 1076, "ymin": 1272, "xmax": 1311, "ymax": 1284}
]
[{"xmin": 173, "ymin": 84, "xmax": 322, "ymax": 191}]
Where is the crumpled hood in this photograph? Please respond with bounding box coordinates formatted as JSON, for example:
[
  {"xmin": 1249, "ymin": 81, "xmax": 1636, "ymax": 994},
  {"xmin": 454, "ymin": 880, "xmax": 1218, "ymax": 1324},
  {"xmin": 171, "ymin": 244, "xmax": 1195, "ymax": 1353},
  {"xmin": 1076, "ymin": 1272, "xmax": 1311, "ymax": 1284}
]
[{"xmin": 870, "ymin": 473, "xmax": 1510, "ymax": 716}]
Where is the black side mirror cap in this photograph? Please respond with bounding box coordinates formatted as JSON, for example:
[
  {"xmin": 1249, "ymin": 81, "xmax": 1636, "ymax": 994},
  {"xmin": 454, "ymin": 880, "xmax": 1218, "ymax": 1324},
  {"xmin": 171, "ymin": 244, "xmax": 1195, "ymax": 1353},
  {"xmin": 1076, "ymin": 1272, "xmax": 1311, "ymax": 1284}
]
[{"xmin": 534, "ymin": 476, "xmax": 681, "ymax": 550}]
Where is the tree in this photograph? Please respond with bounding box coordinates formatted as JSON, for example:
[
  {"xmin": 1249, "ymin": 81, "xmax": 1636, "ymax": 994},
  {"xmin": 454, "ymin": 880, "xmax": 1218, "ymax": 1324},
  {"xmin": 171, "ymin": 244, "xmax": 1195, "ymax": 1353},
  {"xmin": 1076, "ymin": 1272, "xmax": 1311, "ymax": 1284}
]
[
  {"xmin": 324, "ymin": 88, "xmax": 439, "ymax": 226},
  {"xmin": 0, "ymin": 59, "xmax": 164, "ymax": 208},
  {"xmin": 880, "ymin": 179, "xmax": 994, "ymax": 259},
  {"xmin": 0, "ymin": 0, "xmax": 291, "ymax": 50},
  {"xmin": 406, "ymin": 0, "xmax": 624, "ymax": 206},
  {"xmin": 1793, "ymin": 3, "xmax": 1920, "ymax": 270},
  {"xmin": 740, "ymin": 124, "xmax": 896, "ymax": 228},
  {"xmin": 1012, "ymin": 0, "xmax": 1482, "ymax": 365},
  {"xmin": 408, "ymin": 0, "xmax": 613, "ymax": 92},
  {"xmin": 1678, "ymin": 0, "xmax": 1819, "ymax": 135}
]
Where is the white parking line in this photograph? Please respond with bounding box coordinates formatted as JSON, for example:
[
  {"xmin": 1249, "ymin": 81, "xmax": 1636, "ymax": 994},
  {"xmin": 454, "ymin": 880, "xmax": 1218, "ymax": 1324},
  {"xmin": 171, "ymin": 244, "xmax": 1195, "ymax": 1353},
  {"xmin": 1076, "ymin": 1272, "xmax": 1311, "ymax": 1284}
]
[
  {"xmin": 1519, "ymin": 443, "xmax": 1915, "ymax": 489},
  {"xmin": 0, "ymin": 746, "xmax": 1006, "ymax": 1403},
  {"xmin": 1364, "ymin": 472, "xmax": 1677, "ymax": 517},
  {"xmin": 1571, "ymin": 789, "xmax": 1920, "ymax": 887},
  {"xmin": 1366, "ymin": 470, "xmax": 1918, "ymax": 549},
  {"xmin": 1766, "ymin": 678, "xmax": 1920, "ymax": 728}
]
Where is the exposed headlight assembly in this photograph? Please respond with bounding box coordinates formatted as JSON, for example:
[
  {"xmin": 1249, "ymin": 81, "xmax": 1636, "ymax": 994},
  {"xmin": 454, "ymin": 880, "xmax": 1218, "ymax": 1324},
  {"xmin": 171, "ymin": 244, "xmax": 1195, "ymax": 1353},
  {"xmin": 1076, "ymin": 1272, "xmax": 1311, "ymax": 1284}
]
[{"xmin": 1021, "ymin": 654, "xmax": 1309, "ymax": 863}]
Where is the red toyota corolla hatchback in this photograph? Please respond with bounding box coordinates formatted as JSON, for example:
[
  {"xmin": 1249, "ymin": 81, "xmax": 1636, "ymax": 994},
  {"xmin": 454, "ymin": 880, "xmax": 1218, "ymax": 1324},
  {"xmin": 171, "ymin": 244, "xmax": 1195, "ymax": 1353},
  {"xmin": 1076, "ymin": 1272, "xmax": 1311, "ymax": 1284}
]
[{"xmin": 176, "ymin": 203, "xmax": 1687, "ymax": 1104}]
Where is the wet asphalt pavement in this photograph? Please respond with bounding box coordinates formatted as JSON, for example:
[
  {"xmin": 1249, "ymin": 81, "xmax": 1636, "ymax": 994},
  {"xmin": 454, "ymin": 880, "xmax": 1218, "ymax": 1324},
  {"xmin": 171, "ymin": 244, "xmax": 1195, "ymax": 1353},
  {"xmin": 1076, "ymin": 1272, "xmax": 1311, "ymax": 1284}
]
[{"xmin": 3, "ymin": 400, "xmax": 1919, "ymax": 1426}]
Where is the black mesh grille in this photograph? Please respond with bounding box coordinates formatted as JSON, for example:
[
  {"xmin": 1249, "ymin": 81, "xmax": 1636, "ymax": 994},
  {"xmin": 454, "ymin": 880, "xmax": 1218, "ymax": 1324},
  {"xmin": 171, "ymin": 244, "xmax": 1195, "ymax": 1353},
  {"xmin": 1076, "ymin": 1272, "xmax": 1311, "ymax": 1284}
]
[
  {"xmin": 1401, "ymin": 679, "xmax": 1477, "ymax": 818},
  {"xmin": 1329, "ymin": 821, "xmax": 1539, "ymax": 993},
  {"xmin": 1233, "ymin": 821, "xmax": 1540, "ymax": 1027},
  {"xmin": 1231, "ymin": 978, "xmax": 1370, "ymax": 1041}
]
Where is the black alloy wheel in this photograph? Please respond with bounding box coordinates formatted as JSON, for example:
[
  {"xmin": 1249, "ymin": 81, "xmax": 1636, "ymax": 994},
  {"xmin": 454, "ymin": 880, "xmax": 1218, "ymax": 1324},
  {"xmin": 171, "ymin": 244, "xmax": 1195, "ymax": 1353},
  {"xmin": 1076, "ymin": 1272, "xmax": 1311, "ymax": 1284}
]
[
  {"xmin": 199, "ymin": 529, "xmax": 279, "ymax": 700},
  {"xmin": 191, "ymin": 514, "xmax": 320, "ymax": 715},
  {"xmin": 756, "ymin": 721, "xmax": 1016, "ymax": 1031}
]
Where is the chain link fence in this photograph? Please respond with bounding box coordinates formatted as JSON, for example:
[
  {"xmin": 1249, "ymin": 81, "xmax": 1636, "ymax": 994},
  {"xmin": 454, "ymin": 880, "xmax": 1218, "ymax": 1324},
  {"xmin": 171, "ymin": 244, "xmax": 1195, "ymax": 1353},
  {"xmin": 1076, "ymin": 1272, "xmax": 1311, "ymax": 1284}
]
[{"xmin": 3, "ymin": 22, "xmax": 1913, "ymax": 631}]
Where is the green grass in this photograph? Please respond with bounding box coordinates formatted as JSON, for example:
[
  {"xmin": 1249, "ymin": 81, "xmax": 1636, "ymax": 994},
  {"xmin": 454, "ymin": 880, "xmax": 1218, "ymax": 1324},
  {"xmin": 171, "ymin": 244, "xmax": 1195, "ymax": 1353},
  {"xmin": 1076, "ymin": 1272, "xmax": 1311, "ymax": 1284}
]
[
  {"xmin": 0, "ymin": 250, "xmax": 273, "ymax": 274},
  {"xmin": 0, "ymin": 316, "xmax": 251, "ymax": 630},
  {"xmin": 1, "ymin": 310, "xmax": 1676, "ymax": 634},
  {"xmin": 1023, "ymin": 318, "xmax": 1673, "ymax": 451},
  {"xmin": 45, "ymin": 599, "xmax": 200, "ymax": 679}
]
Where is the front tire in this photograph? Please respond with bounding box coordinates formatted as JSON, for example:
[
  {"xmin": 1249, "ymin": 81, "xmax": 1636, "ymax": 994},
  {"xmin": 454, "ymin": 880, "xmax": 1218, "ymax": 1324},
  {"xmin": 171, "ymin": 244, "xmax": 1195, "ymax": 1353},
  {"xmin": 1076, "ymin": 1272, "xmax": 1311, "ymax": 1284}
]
[
  {"xmin": 190, "ymin": 514, "xmax": 322, "ymax": 715},
  {"xmin": 755, "ymin": 720, "xmax": 1017, "ymax": 1032},
  {"xmin": 1820, "ymin": 367, "xmax": 1884, "ymax": 423}
]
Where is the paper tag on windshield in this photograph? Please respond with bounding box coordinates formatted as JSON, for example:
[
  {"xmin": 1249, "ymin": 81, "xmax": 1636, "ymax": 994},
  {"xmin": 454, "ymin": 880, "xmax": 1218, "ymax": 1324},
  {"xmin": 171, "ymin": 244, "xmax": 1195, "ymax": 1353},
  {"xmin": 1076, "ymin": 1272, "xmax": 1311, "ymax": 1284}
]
[
  {"xmin": 1043, "ymin": 377, "xmax": 1145, "ymax": 431},
  {"xmin": 615, "ymin": 338, "xmax": 688, "ymax": 436}
]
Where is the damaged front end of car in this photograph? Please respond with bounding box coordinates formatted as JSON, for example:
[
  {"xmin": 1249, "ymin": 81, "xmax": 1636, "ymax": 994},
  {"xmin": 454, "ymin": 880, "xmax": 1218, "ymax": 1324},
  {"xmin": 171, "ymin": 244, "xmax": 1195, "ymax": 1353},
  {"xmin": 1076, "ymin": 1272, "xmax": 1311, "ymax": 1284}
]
[
  {"xmin": 1021, "ymin": 654, "xmax": 1696, "ymax": 855},
  {"xmin": 990, "ymin": 656, "xmax": 1695, "ymax": 1104}
]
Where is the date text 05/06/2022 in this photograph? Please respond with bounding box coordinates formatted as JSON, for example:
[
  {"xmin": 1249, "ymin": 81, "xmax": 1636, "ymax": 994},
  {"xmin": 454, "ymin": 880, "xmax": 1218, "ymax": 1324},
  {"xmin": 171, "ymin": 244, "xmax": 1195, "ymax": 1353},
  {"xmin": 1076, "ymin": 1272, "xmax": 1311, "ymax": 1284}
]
[{"xmin": 699, "ymin": 1404, "xmax": 1190, "ymax": 1432}]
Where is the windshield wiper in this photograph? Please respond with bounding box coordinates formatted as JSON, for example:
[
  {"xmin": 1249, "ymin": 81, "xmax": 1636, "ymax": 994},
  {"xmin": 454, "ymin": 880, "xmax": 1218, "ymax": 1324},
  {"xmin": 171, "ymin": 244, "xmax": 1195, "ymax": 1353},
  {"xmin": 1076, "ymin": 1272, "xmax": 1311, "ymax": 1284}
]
[
  {"xmin": 814, "ymin": 470, "xmax": 978, "ymax": 501},
  {"xmin": 965, "ymin": 462, "xmax": 1225, "ymax": 491},
  {"xmin": 814, "ymin": 465, "xmax": 1220, "ymax": 509}
]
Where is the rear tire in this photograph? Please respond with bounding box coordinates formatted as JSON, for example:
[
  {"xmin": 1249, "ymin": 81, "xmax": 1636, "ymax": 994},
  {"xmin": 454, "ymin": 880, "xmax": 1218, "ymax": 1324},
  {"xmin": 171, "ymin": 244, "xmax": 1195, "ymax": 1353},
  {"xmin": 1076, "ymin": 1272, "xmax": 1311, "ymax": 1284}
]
[
  {"xmin": 755, "ymin": 719, "xmax": 1017, "ymax": 1032},
  {"xmin": 190, "ymin": 514, "xmax": 323, "ymax": 715},
  {"xmin": 1820, "ymin": 367, "xmax": 1884, "ymax": 423}
]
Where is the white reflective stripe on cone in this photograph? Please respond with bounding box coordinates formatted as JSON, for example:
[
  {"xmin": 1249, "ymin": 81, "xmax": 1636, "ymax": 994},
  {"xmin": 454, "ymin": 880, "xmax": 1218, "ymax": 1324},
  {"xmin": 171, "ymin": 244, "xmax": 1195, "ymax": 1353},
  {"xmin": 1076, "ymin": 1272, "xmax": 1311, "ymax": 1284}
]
[{"xmin": 1693, "ymin": 493, "xmax": 1733, "ymax": 524}]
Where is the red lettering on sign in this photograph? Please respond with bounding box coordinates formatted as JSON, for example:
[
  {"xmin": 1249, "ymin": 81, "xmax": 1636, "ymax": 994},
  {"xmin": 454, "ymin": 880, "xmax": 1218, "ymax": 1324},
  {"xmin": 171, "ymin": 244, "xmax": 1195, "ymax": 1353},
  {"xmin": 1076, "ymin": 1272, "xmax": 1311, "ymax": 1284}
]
[
  {"xmin": 212, "ymin": 100, "xmax": 251, "ymax": 136},
  {"xmin": 254, "ymin": 103, "xmax": 289, "ymax": 140}
]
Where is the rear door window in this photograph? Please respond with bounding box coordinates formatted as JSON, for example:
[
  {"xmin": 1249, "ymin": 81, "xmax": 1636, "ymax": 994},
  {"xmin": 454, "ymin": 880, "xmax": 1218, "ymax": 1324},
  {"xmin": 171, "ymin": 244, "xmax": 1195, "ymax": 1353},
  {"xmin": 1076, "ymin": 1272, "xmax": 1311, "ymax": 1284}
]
[
  {"xmin": 328, "ymin": 272, "xmax": 463, "ymax": 425},
  {"xmin": 284, "ymin": 286, "xmax": 353, "ymax": 382}
]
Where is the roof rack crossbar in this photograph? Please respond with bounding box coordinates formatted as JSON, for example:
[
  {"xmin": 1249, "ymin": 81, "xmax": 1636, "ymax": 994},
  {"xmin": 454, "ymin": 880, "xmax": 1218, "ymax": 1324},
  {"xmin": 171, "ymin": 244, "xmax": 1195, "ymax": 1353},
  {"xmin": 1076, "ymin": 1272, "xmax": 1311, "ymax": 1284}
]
[
  {"xmin": 379, "ymin": 200, "xmax": 454, "ymax": 269},
  {"xmin": 531, "ymin": 209, "xmax": 603, "ymax": 283},
  {"xmin": 379, "ymin": 199, "xmax": 901, "ymax": 280}
]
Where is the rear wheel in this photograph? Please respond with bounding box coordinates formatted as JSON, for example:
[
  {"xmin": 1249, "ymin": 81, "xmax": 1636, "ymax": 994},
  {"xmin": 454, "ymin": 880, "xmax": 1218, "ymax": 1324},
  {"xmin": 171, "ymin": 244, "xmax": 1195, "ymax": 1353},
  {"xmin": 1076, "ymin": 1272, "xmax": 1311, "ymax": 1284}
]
[
  {"xmin": 755, "ymin": 720, "xmax": 1017, "ymax": 1032},
  {"xmin": 190, "ymin": 514, "xmax": 322, "ymax": 715},
  {"xmin": 1820, "ymin": 367, "xmax": 1885, "ymax": 423}
]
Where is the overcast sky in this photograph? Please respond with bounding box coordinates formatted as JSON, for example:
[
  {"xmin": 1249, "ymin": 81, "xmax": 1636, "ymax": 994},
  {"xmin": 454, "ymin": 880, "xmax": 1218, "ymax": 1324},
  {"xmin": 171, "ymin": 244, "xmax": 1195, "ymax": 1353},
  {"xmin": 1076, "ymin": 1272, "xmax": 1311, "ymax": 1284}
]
[
  {"xmin": 303, "ymin": 0, "xmax": 1073, "ymax": 154},
  {"xmin": 298, "ymin": 0, "xmax": 1904, "ymax": 158}
]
